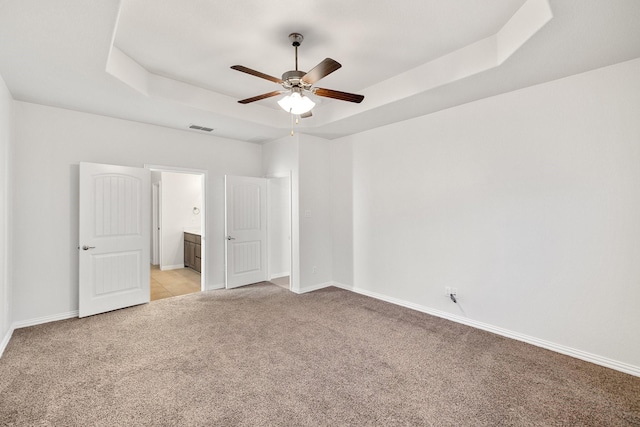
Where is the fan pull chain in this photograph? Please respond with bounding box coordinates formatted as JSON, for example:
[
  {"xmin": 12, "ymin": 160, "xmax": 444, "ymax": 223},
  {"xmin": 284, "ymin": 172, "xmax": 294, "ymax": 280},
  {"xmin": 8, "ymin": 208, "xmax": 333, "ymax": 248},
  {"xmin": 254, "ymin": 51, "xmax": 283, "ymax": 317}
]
[
  {"xmin": 290, "ymin": 108, "xmax": 294, "ymax": 136},
  {"xmin": 289, "ymin": 109, "xmax": 301, "ymax": 136}
]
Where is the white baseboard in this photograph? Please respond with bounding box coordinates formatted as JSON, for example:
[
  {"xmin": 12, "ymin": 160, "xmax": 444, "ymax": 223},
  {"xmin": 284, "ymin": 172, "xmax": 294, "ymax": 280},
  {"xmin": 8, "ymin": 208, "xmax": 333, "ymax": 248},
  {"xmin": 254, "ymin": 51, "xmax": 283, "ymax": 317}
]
[
  {"xmin": 12, "ymin": 310, "xmax": 79, "ymax": 330},
  {"xmin": 293, "ymin": 281, "xmax": 332, "ymax": 295},
  {"xmin": 1, "ymin": 310, "xmax": 79, "ymax": 358},
  {"xmin": 269, "ymin": 272, "xmax": 290, "ymax": 280},
  {"xmin": 0, "ymin": 326, "xmax": 13, "ymax": 358},
  {"xmin": 160, "ymin": 264, "xmax": 184, "ymax": 271},
  {"xmin": 331, "ymin": 282, "xmax": 640, "ymax": 378}
]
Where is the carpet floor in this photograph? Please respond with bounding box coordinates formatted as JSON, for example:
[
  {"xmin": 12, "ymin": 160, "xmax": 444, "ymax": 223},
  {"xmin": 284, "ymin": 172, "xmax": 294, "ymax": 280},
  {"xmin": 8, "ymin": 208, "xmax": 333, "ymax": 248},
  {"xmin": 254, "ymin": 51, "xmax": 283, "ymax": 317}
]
[{"xmin": 1, "ymin": 284, "xmax": 638, "ymax": 426}]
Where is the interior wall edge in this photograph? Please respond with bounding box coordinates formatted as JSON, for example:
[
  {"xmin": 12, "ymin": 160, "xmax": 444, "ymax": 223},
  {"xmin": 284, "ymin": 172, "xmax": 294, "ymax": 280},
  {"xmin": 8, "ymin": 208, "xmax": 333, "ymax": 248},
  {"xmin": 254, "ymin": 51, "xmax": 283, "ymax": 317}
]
[
  {"xmin": 0, "ymin": 72, "xmax": 14, "ymax": 358},
  {"xmin": 331, "ymin": 282, "xmax": 640, "ymax": 378}
]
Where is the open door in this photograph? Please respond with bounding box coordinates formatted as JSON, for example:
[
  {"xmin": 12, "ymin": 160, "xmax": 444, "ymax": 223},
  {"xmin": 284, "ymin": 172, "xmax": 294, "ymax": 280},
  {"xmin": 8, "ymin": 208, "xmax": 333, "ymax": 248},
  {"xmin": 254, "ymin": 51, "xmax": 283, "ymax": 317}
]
[
  {"xmin": 225, "ymin": 175, "xmax": 267, "ymax": 289},
  {"xmin": 79, "ymin": 162, "xmax": 151, "ymax": 317}
]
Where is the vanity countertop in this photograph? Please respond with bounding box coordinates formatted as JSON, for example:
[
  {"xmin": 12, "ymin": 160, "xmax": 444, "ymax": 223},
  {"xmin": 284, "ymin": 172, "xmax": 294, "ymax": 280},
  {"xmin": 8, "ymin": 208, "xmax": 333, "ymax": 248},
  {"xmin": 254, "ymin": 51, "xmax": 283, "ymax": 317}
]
[{"xmin": 183, "ymin": 227, "xmax": 201, "ymax": 236}]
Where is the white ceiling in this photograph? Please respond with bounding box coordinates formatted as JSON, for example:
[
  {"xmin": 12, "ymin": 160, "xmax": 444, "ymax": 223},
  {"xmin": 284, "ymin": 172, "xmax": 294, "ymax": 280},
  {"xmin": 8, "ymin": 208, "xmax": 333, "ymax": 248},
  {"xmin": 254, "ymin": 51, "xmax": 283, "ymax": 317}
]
[
  {"xmin": 1, "ymin": 0, "xmax": 639, "ymax": 143},
  {"xmin": 114, "ymin": 0, "xmax": 525, "ymax": 96}
]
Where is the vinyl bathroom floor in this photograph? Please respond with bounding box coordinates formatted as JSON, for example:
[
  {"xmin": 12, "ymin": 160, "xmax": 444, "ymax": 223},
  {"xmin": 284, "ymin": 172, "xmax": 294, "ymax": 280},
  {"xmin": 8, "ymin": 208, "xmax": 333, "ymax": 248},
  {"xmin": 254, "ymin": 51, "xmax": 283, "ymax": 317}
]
[{"xmin": 150, "ymin": 264, "xmax": 201, "ymax": 301}]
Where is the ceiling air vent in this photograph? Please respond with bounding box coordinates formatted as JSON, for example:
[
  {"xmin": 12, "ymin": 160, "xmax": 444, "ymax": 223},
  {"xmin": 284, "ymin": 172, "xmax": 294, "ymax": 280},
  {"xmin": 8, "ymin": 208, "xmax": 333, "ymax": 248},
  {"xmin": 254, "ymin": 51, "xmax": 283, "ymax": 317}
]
[{"xmin": 188, "ymin": 124, "xmax": 214, "ymax": 132}]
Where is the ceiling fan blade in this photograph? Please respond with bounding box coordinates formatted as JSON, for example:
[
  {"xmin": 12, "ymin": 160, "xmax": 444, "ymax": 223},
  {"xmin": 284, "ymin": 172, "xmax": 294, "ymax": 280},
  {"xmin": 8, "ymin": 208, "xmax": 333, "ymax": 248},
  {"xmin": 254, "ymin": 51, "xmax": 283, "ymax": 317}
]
[
  {"xmin": 231, "ymin": 65, "xmax": 283, "ymax": 84},
  {"xmin": 313, "ymin": 88, "xmax": 364, "ymax": 103},
  {"xmin": 300, "ymin": 111, "xmax": 312, "ymax": 119},
  {"xmin": 238, "ymin": 91, "xmax": 282, "ymax": 104},
  {"xmin": 301, "ymin": 58, "xmax": 342, "ymax": 85}
]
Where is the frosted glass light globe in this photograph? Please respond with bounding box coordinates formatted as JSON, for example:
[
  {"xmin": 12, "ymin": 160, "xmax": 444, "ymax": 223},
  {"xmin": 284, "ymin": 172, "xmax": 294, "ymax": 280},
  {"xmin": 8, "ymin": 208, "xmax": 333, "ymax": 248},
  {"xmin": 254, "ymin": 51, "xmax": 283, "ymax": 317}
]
[{"xmin": 278, "ymin": 91, "xmax": 315, "ymax": 115}]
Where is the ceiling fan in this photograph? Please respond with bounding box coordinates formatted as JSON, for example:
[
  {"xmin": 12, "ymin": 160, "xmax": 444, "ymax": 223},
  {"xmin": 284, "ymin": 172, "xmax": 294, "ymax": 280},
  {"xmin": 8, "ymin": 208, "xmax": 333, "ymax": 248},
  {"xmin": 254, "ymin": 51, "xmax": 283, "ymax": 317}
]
[{"xmin": 231, "ymin": 33, "xmax": 364, "ymax": 117}]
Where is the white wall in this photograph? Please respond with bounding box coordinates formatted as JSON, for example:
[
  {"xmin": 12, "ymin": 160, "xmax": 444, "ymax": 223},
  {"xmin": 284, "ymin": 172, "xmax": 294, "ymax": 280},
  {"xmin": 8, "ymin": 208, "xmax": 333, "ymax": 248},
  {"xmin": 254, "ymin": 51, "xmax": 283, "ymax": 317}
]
[
  {"xmin": 160, "ymin": 171, "xmax": 202, "ymax": 269},
  {"xmin": 268, "ymin": 176, "xmax": 290, "ymax": 279},
  {"xmin": 332, "ymin": 58, "xmax": 640, "ymax": 371},
  {"xmin": 331, "ymin": 140, "xmax": 353, "ymax": 286},
  {"xmin": 0, "ymin": 74, "xmax": 13, "ymax": 351},
  {"xmin": 12, "ymin": 102, "xmax": 262, "ymax": 323},
  {"xmin": 298, "ymin": 134, "xmax": 333, "ymax": 290}
]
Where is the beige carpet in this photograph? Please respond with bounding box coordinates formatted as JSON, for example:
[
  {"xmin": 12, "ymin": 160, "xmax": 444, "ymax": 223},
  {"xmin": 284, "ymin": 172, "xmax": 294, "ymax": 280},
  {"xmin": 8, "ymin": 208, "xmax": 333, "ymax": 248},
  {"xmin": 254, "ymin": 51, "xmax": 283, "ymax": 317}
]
[{"xmin": 1, "ymin": 284, "xmax": 638, "ymax": 426}]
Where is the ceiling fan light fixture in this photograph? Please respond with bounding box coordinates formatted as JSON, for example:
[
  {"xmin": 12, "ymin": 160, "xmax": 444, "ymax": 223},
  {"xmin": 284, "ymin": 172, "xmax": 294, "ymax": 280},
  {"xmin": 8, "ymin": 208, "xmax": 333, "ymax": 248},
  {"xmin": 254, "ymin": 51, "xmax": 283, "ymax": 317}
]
[
  {"xmin": 278, "ymin": 90, "xmax": 315, "ymax": 115},
  {"xmin": 232, "ymin": 33, "xmax": 363, "ymax": 117}
]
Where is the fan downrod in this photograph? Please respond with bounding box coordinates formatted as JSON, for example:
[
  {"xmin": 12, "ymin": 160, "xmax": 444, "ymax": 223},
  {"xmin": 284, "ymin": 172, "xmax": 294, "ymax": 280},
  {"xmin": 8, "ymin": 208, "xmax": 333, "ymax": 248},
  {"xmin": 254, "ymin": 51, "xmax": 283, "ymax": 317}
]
[{"xmin": 289, "ymin": 33, "xmax": 303, "ymax": 71}]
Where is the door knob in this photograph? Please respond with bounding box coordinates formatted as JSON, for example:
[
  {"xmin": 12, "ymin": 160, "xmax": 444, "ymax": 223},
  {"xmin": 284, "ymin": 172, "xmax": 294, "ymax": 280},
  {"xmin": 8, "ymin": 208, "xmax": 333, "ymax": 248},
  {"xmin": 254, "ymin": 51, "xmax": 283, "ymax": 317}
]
[
  {"xmin": 82, "ymin": 245, "xmax": 96, "ymax": 250},
  {"xmin": 226, "ymin": 236, "xmax": 235, "ymax": 240}
]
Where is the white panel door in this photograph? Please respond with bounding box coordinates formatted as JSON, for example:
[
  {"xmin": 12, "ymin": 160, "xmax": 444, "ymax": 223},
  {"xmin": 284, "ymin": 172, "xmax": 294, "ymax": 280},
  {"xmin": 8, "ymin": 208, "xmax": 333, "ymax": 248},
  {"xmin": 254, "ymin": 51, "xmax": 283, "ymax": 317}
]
[
  {"xmin": 79, "ymin": 162, "xmax": 150, "ymax": 317},
  {"xmin": 225, "ymin": 176, "xmax": 267, "ymax": 289}
]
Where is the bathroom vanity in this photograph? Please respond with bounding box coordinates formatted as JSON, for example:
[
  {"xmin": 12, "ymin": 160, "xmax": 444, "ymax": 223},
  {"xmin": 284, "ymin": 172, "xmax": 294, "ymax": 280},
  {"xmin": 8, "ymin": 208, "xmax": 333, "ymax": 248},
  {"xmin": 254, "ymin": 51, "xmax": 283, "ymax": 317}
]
[{"xmin": 183, "ymin": 231, "xmax": 201, "ymax": 273}]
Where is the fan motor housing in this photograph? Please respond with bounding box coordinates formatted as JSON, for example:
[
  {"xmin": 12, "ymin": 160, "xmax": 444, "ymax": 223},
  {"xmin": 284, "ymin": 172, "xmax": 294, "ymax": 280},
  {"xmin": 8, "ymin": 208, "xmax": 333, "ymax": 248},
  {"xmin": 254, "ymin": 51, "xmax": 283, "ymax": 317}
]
[{"xmin": 281, "ymin": 70, "xmax": 310, "ymax": 89}]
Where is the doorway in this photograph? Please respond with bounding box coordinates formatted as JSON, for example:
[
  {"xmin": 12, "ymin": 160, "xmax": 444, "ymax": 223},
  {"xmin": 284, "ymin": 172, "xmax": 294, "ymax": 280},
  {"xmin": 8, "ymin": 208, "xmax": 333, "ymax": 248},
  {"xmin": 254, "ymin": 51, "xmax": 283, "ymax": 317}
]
[
  {"xmin": 147, "ymin": 165, "xmax": 206, "ymax": 301},
  {"xmin": 268, "ymin": 176, "xmax": 291, "ymax": 290},
  {"xmin": 223, "ymin": 174, "xmax": 292, "ymax": 291}
]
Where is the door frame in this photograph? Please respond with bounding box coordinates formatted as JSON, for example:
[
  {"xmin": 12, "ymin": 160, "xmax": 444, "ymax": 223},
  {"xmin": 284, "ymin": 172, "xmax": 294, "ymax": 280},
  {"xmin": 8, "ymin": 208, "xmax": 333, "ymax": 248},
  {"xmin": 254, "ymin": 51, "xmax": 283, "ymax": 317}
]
[
  {"xmin": 145, "ymin": 164, "xmax": 207, "ymax": 292},
  {"xmin": 151, "ymin": 182, "xmax": 161, "ymax": 265}
]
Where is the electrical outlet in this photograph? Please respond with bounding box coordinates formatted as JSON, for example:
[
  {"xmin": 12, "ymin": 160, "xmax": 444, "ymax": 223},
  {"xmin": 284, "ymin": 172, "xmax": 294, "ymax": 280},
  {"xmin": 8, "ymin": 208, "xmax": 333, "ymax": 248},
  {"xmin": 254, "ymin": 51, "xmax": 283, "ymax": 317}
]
[
  {"xmin": 312, "ymin": 266, "xmax": 317, "ymax": 274},
  {"xmin": 445, "ymin": 287, "xmax": 458, "ymax": 297},
  {"xmin": 449, "ymin": 287, "xmax": 458, "ymax": 304}
]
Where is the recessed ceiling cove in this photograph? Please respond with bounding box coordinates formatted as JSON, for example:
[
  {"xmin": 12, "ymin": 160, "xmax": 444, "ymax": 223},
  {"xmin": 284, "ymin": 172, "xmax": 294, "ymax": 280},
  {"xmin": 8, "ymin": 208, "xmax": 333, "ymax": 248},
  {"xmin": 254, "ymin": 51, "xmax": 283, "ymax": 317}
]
[
  {"xmin": 2, "ymin": 0, "xmax": 640, "ymax": 142},
  {"xmin": 107, "ymin": 0, "xmax": 552, "ymax": 132},
  {"xmin": 113, "ymin": 0, "xmax": 527, "ymax": 99}
]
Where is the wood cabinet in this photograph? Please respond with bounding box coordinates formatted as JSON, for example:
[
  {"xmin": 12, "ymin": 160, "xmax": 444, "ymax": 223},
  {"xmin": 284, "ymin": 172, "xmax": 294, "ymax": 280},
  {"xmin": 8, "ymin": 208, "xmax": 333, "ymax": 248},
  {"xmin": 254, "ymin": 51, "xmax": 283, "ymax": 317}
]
[{"xmin": 184, "ymin": 232, "xmax": 201, "ymax": 273}]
